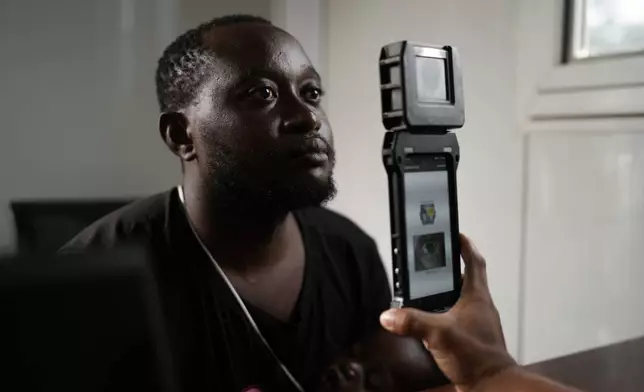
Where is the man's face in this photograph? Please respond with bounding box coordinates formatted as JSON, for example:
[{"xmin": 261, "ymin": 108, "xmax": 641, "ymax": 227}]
[{"xmin": 185, "ymin": 23, "xmax": 335, "ymax": 210}]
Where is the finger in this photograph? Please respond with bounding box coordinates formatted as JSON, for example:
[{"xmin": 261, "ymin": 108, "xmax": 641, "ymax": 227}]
[
  {"xmin": 459, "ymin": 234, "xmax": 488, "ymax": 295},
  {"xmin": 340, "ymin": 361, "xmax": 364, "ymax": 385},
  {"xmin": 339, "ymin": 361, "xmax": 358, "ymax": 380},
  {"xmin": 380, "ymin": 308, "xmax": 454, "ymax": 349}
]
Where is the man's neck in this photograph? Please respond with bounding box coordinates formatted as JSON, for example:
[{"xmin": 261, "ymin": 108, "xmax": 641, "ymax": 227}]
[{"xmin": 180, "ymin": 183, "xmax": 295, "ymax": 271}]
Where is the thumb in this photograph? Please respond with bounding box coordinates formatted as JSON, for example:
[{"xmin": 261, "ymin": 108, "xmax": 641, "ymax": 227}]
[{"xmin": 380, "ymin": 308, "xmax": 452, "ymax": 344}]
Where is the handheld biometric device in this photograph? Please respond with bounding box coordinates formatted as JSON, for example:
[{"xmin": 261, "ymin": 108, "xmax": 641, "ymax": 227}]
[{"xmin": 380, "ymin": 42, "xmax": 464, "ymax": 313}]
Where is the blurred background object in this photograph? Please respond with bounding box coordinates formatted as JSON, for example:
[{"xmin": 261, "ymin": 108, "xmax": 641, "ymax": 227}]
[
  {"xmin": 0, "ymin": 247, "xmax": 178, "ymax": 392},
  {"xmin": 11, "ymin": 199, "xmax": 133, "ymax": 254}
]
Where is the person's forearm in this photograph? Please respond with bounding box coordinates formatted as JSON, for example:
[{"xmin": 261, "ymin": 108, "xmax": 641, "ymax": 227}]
[{"xmin": 472, "ymin": 367, "xmax": 582, "ymax": 392}]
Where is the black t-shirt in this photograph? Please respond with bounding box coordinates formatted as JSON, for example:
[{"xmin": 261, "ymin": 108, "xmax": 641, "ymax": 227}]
[{"xmin": 61, "ymin": 188, "xmax": 392, "ymax": 392}]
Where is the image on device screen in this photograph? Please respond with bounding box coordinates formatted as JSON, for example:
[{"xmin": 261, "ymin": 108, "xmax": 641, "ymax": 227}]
[
  {"xmin": 413, "ymin": 232, "xmax": 446, "ymax": 271},
  {"xmin": 404, "ymin": 156, "xmax": 454, "ymax": 300}
]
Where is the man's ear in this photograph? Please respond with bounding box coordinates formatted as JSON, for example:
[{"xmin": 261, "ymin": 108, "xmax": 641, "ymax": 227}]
[{"xmin": 159, "ymin": 112, "xmax": 196, "ymax": 162}]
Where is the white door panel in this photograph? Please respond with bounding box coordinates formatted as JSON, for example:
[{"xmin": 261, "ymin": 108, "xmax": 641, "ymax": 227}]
[{"xmin": 523, "ymin": 130, "xmax": 644, "ymax": 364}]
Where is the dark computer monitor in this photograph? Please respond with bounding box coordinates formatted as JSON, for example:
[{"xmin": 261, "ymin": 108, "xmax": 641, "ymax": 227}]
[
  {"xmin": 0, "ymin": 247, "xmax": 178, "ymax": 392},
  {"xmin": 11, "ymin": 199, "xmax": 133, "ymax": 254}
]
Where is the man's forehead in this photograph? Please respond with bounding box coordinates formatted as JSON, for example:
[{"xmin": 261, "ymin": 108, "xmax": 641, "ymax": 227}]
[{"xmin": 201, "ymin": 24, "xmax": 317, "ymax": 80}]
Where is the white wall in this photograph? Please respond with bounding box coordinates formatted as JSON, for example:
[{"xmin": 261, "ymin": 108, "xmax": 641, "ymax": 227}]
[
  {"xmin": 271, "ymin": 0, "xmax": 327, "ymax": 86},
  {"xmin": 180, "ymin": 0, "xmax": 271, "ymax": 31},
  {"xmin": 0, "ymin": 0, "xmax": 270, "ymax": 251},
  {"xmin": 326, "ymin": 0, "xmax": 523, "ymax": 357}
]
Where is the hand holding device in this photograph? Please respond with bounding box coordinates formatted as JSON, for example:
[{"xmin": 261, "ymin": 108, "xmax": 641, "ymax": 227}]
[
  {"xmin": 381, "ymin": 235, "xmax": 581, "ymax": 392},
  {"xmin": 380, "ymin": 234, "xmax": 515, "ymax": 391}
]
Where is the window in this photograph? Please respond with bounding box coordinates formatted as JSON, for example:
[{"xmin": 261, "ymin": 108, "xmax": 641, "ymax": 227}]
[{"xmin": 566, "ymin": 0, "xmax": 644, "ymax": 61}]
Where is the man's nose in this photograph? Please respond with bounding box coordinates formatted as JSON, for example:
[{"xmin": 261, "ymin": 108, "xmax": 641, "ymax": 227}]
[{"xmin": 281, "ymin": 105, "xmax": 322, "ymax": 135}]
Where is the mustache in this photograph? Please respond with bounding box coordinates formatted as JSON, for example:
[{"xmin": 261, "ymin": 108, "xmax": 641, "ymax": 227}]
[{"xmin": 283, "ymin": 135, "xmax": 335, "ymax": 160}]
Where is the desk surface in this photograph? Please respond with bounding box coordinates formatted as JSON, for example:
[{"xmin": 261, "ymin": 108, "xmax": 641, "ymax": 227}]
[{"xmin": 526, "ymin": 336, "xmax": 644, "ymax": 392}]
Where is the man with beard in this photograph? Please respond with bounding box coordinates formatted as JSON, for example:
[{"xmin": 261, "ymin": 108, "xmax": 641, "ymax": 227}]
[{"xmin": 62, "ymin": 15, "xmax": 392, "ymax": 392}]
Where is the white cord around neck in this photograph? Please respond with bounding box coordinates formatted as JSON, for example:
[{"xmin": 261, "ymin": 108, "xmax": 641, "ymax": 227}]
[{"xmin": 177, "ymin": 185, "xmax": 304, "ymax": 392}]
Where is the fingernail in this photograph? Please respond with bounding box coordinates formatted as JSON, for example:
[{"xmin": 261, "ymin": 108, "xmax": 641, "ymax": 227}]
[
  {"xmin": 380, "ymin": 310, "xmax": 397, "ymax": 330},
  {"xmin": 345, "ymin": 363, "xmax": 357, "ymax": 378}
]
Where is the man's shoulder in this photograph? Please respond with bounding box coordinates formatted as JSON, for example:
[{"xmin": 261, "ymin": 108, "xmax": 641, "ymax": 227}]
[
  {"xmin": 61, "ymin": 190, "xmax": 174, "ymax": 252},
  {"xmin": 295, "ymin": 207, "xmax": 376, "ymax": 248}
]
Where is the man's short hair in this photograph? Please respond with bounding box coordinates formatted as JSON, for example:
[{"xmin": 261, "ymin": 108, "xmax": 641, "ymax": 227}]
[{"xmin": 155, "ymin": 14, "xmax": 272, "ymax": 113}]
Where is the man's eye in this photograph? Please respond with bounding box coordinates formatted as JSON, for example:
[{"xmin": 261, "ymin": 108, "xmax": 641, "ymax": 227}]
[
  {"xmin": 249, "ymin": 86, "xmax": 277, "ymax": 101},
  {"xmin": 303, "ymin": 86, "xmax": 324, "ymax": 102}
]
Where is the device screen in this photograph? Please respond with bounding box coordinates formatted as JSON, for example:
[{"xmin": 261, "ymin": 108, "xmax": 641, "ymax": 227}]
[
  {"xmin": 416, "ymin": 56, "xmax": 448, "ymax": 103},
  {"xmin": 403, "ymin": 154, "xmax": 456, "ymax": 300}
]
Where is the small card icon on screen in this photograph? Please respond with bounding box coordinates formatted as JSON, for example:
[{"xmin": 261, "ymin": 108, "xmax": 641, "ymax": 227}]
[{"xmin": 419, "ymin": 202, "xmax": 436, "ymax": 225}]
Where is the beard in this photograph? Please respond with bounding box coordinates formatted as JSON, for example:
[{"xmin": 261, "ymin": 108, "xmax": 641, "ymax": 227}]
[{"xmin": 204, "ymin": 145, "xmax": 337, "ymax": 222}]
